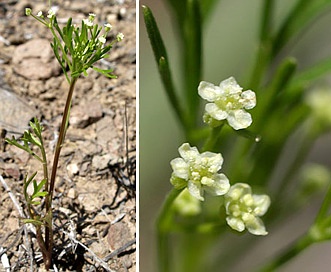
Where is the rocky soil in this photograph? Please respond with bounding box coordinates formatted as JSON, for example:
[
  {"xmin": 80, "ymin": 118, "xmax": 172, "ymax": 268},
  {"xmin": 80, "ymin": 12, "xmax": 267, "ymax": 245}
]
[{"xmin": 0, "ymin": 0, "xmax": 136, "ymax": 271}]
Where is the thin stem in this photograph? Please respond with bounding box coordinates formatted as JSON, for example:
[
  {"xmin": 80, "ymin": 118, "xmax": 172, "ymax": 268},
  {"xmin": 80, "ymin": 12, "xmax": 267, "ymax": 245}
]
[
  {"xmin": 315, "ymin": 183, "xmax": 331, "ymax": 224},
  {"xmin": 156, "ymin": 188, "xmax": 184, "ymax": 272},
  {"xmin": 45, "ymin": 77, "xmax": 77, "ymax": 266},
  {"xmin": 36, "ymin": 226, "xmax": 52, "ymax": 270},
  {"xmin": 259, "ymin": 233, "xmax": 313, "ymax": 272},
  {"xmin": 49, "ymin": 77, "xmax": 77, "ymax": 200},
  {"xmin": 202, "ymin": 125, "xmax": 224, "ymax": 152}
]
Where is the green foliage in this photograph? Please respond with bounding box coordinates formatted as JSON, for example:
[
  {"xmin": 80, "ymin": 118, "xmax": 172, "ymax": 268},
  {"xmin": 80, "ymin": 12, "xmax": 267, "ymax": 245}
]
[
  {"xmin": 23, "ymin": 172, "xmax": 48, "ymax": 206},
  {"xmin": 27, "ymin": 9, "xmax": 120, "ymax": 83},
  {"xmin": 6, "ymin": 118, "xmax": 45, "ymax": 162}
]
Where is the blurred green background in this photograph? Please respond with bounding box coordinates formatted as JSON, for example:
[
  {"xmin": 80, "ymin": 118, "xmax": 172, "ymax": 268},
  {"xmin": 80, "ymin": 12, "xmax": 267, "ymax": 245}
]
[{"xmin": 140, "ymin": 0, "xmax": 331, "ymax": 271}]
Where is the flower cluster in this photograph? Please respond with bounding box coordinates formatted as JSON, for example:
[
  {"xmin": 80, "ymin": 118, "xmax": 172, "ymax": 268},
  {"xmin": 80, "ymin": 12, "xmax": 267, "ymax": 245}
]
[
  {"xmin": 198, "ymin": 77, "xmax": 256, "ymax": 130},
  {"xmin": 25, "ymin": 8, "xmax": 124, "ymax": 82},
  {"xmin": 170, "ymin": 143, "xmax": 230, "ymax": 201},
  {"xmin": 224, "ymin": 183, "xmax": 270, "ymax": 235},
  {"xmin": 25, "ymin": 8, "xmax": 124, "ymax": 47},
  {"xmin": 169, "ymin": 77, "xmax": 270, "ymax": 235}
]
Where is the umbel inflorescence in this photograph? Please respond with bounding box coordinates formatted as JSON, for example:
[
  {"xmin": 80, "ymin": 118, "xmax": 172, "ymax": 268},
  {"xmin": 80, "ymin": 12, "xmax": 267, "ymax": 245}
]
[{"xmin": 170, "ymin": 77, "xmax": 270, "ymax": 236}]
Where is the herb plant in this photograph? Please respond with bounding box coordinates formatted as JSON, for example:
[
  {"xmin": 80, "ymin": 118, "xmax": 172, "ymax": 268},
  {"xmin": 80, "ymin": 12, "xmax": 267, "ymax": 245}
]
[{"xmin": 6, "ymin": 6, "xmax": 123, "ymax": 270}]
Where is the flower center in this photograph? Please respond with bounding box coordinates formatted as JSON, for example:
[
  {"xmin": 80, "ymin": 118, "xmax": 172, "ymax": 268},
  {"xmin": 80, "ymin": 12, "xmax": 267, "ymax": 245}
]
[{"xmin": 215, "ymin": 93, "xmax": 242, "ymax": 111}]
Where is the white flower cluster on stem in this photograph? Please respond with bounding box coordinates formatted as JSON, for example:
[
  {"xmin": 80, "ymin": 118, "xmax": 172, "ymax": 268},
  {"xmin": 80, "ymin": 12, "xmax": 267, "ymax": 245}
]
[
  {"xmin": 170, "ymin": 143, "xmax": 230, "ymax": 201},
  {"xmin": 198, "ymin": 77, "xmax": 256, "ymax": 130}
]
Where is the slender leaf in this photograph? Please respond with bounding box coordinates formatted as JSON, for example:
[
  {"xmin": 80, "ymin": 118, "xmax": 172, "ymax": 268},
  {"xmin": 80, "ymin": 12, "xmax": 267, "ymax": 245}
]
[
  {"xmin": 183, "ymin": 0, "xmax": 202, "ymax": 128},
  {"xmin": 22, "ymin": 218, "xmax": 44, "ymax": 226},
  {"xmin": 142, "ymin": 5, "xmax": 185, "ymax": 127},
  {"xmin": 142, "ymin": 5, "xmax": 169, "ymax": 66},
  {"xmin": 260, "ymin": 0, "xmax": 275, "ymax": 42},
  {"xmin": 273, "ymin": 0, "xmax": 331, "ymax": 55}
]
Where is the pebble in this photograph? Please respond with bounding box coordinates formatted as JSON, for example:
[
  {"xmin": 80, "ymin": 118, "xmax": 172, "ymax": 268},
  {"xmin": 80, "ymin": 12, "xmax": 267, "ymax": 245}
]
[
  {"xmin": 70, "ymin": 99, "xmax": 103, "ymax": 128},
  {"xmin": 67, "ymin": 163, "xmax": 79, "ymax": 177},
  {"xmin": 107, "ymin": 221, "xmax": 132, "ymax": 251},
  {"xmin": 92, "ymin": 154, "xmax": 113, "ymax": 171},
  {"xmin": 67, "ymin": 187, "xmax": 78, "ymax": 199},
  {"xmin": 0, "ymin": 88, "xmax": 39, "ymax": 138},
  {"xmin": 12, "ymin": 39, "xmax": 61, "ymax": 80}
]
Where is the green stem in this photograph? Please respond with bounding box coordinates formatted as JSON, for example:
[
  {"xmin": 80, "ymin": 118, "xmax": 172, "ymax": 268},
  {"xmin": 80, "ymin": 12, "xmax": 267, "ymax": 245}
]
[
  {"xmin": 156, "ymin": 188, "xmax": 184, "ymax": 272},
  {"xmin": 45, "ymin": 77, "xmax": 77, "ymax": 265},
  {"xmin": 183, "ymin": 0, "xmax": 202, "ymax": 129},
  {"xmin": 49, "ymin": 77, "xmax": 77, "ymax": 200},
  {"xmin": 202, "ymin": 125, "xmax": 224, "ymax": 152},
  {"xmin": 315, "ymin": 183, "xmax": 331, "ymax": 224},
  {"xmin": 259, "ymin": 233, "xmax": 314, "ymax": 272}
]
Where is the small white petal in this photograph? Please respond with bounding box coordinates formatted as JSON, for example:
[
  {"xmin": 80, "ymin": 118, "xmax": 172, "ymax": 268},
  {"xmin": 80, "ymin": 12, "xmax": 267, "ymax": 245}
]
[
  {"xmin": 188, "ymin": 181, "xmax": 204, "ymax": 201},
  {"xmin": 241, "ymin": 90, "xmax": 256, "ymax": 109},
  {"xmin": 245, "ymin": 217, "xmax": 268, "ymax": 236},
  {"xmin": 253, "ymin": 194, "xmax": 271, "ymax": 216},
  {"xmin": 83, "ymin": 19, "xmax": 93, "ymax": 27},
  {"xmin": 98, "ymin": 36, "xmax": 106, "ymax": 44},
  {"xmin": 227, "ymin": 110, "xmax": 252, "ymax": 130},
  {"xmin": 178, "ymin": 143, "xmax": 199, "ymax": 161},
  {"xmin": 198, "ymin": 81, "xmax": 222, "ymax": 101},
  {"xmin": 200, "ymin": 152, "xmax": 223, "ymax": 171},
  {"xmin": 205, "ymin": 103, "xmax": 228, "ymax": 120},
  {"xmin": 170, "ymin": 158, "xmax": 189, "ymax": 179},
  {"xmin": 204, "ymin": 173, "xmax": 230, "ymax": 196},
  {"xmin": 226, "ymin": 216, "xmax": 245, "ymax": 232},
  {"xmin": 219, "ymin": 77, "xmax": 242, "ymax": 94}
]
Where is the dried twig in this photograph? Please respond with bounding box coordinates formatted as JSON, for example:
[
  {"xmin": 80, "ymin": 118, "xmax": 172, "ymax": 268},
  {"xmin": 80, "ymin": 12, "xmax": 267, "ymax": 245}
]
[
  {"xmin": 0, "ymin": 175, "xmax": 24, "ymax": 217},
  {"xmin": 103, "ymin": 239, "xmax": 136, "ymax": 262},
  {"xmin": 0, "ymin": 175, "xmax": 34, "ymax": 271},
  {"xmin": 61, "ymin": 230, "xmax": 115, "ymax": 272}
]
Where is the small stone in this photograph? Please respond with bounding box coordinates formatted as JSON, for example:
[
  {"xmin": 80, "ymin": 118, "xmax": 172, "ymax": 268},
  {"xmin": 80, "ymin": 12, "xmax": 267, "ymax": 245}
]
[
  {"xmin": 89, "ymin": 241, "xmax": 108, "ymax": 257},
  {"xmin": 92, "ymin": 154, "xmax": 113, "ymax": 171},
  {"xmin": 12, "ymin": 39, "xmax": 61, "ymax": 80},
  {"xmin": 67, "ymin": 188, "xmax": 77, "ymax": 199},
  {"xmin": 107, "ymin": 221, "xmax": 132, "ymax": 251},
  {"xmin": 67, "ymin": 163, "xmax": 79, "ymax": 177},
  {"xmin": 118, "ymin": 7, "xmax": 127, "ymax": 19},
  {"xmin": 0, "ymin": 88, "xmax": 39, "ymax": 138},
  {"xmin": 70, "ymin": 99, "xmax": 103, "ymax": 128},
  {"xmin": 3, "ymin": 163, "xmax": 20, "ymax": 179}
]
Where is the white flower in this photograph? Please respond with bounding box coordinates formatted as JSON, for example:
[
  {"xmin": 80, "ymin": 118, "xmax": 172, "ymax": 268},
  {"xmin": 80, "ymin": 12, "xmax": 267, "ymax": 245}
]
[
  {"xmin": 104, "ymin": 23, "xmax": 112, "ymax": 31},
  {"xmin": 98, "ymin": 35, "xmax": 106, "ymax": 44},
  {"xmin": 116, "ymin": 32, "xmax": 124, "ymax": 41},
  {"xmin": 83, "ymin": 19, "xmax": 94, "ymax": 27},
  {"xmin": 89, "ymin": 13, "xmax": 96, "ymax": 20},
  {"xmin": 47, "ymin": 9, "xmax": 55, "ymax": 19},
  {"xmin": 170, "ymin": 143, "xmax": 230, "ymax": 201},
  {"xmin": 37, "ymin": 11, "xmax": 43, "ymax": 17},
  {"xmin": 224, "ymin": 183, "xmax": 270, "ymax": 236},
  {"xmin": 198, "ymin": 77, "xmax": 256, "ymax": 130},
  {"xmin": 25, "ymin": 8, "xmax": 32, "ymax": 16}
]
